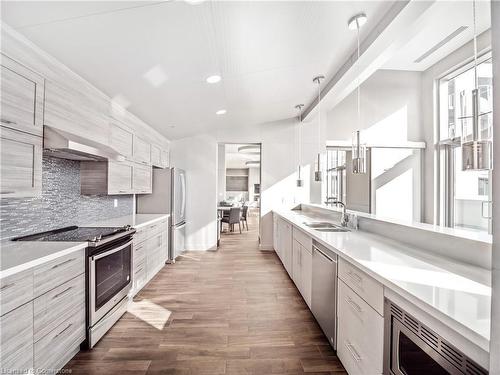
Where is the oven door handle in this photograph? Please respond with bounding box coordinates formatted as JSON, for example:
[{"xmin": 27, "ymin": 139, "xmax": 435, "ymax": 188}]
[{"xmin": 92, "ymin": 239, "xmax": 133, "ymax": 261}]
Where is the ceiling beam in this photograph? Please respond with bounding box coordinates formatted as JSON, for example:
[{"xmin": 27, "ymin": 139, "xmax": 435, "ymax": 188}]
[{"xmin": 302, "ymin": 0, "xmax": 436, "ymax": 122}]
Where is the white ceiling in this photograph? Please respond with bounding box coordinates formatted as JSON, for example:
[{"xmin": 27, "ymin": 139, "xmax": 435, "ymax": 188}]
[
  {"xmin": 382, "ymin": 0, "xmax": 491, "ymax": 71},
  {"xmin": 1, "ymin": 0, "xmax": 394, "ymax": 139},
  {"xmin": 225, "ymin": 143, "xmax": 260, "ymax": 169}
]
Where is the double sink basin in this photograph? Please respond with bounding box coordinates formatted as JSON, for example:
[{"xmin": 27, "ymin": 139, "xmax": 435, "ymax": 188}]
[{"xmin": 303, "ymin": 221, "xmax": 349, "ymax": 232}]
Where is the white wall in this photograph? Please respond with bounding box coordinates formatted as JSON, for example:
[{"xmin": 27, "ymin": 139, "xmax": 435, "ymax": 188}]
[
  {"xmin": 170, "ymin": 134, "xmax": 218, "ymax": 250},
  {"xmin": 489, "ymin": 1, "xmax": 499, "ymax": 372},
  {"xmin": 217, "ymin": 144, "xmax": 226, "ymax": 204},
  {"xmin": 170, "ymin": 116, "xmax": 325, "ymax": 250},
  {"xmin": 326, "ymin": 69, "xmax": 423, "ymax": 142}
]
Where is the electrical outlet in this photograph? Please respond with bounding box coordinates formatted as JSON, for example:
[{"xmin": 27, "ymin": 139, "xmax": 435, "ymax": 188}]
[{"xmin": 114, "ymin": 198, "xmax": 118, "ymax": 208}]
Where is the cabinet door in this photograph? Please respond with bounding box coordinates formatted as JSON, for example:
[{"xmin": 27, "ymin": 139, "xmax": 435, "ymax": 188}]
[
  {"xmin": 0, "ymin": 126, "xmax": 42, "ymax": 198},
  {"xmin": 292, "ymin": 240, "xmax": 301, "ymax": 288},
  {"xmin": 44, "ymin": 80, "xmax": 110, "ymax": 147},
  {"xmin": 0, "ymin": 302, "xmax": 34, "ymax": 372},
  {"xmin": 282, "ymin": 222, "xmax": 293, "ymax": 277},
  {"xmin": 108, "ymin": 161, "xmax": 133, "ymax": 194},
  {"xmin": 133, "ymin": 135, "xmax": 151, "ymax": 165},
  {"xmin": 273, "ymin": 215, "xmax": 279, "ymax": 255},
  {"xmin": 160, "ymin": 148, "xmax": 170, "ymax": 168},
  {"xmin": 0, "ymin": 55, "xmax": 44, "ymax": 136},
  {"xmin": 151, "ymin": 144, "xmax": 162, "ymax": 167},
  {"xmin": 109, "ymin": 122, "xmax": 133, "ymax": 159},
  {"xmin": 301, "ymin": 245, "xmax": 312, "ymax": 308},
  {"xmin": 133, "ymin": 163, "xmax": 152, "ymax": 194}
]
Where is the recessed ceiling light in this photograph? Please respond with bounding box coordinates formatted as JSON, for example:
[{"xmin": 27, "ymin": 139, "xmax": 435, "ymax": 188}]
[
  {"xmin": 206, "ymin": 75, "xmax": 221, "ymax": 84},
  {"xmin": 348, "ymin": 12, "xmax": 367, "ymax": 30},
  {"xmin": 216, "ymin": 109, "xmax": 226, "ymax": 115}
]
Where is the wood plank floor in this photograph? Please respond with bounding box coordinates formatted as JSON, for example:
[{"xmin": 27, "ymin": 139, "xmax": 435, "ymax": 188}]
[{"xmin": 65, "ymin": 212, "xmax": 346, "ymax": 374}]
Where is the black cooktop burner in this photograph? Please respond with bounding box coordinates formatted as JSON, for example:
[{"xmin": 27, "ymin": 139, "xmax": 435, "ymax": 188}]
[{"xmin": 13, "ymin": 225, "xmax": 132, "ymax": 243}]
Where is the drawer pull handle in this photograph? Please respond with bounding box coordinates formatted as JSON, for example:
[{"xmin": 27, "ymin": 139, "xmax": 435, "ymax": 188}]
[
  {"xmin": 346, "ymin": 297, "xmax": 362, "ymax": 313},
  {"xmin": 346, "ymin": 342, "xmax": 362, "ymax": 362},
  {"xmin": 54, "ymin": 323, "xmax": 73, "ymax": 339},
  {"xmin": 51, "ymin": 258, "xmax": 75, "ymax": 269},
  {"xmin": 53, "ymin": 286, "xmax": 73, "ymax": 299},
  {"xmin": 1, "ymin": 118, "xmax": 17, "ymax": 125},
  {"xmin": 0, "ymin": 191, "xmax": 15, "ymax": 194},
  {"xmin": 136, "ymin": 267, "xmax": 144, "ymax": 273},
  {"xmin": 0, "ymin": 283, "xmax": 15, "ymax": 291},
  {"xmin": 347, "ymin": 270, "xmax": 362, "ymax": 283}
]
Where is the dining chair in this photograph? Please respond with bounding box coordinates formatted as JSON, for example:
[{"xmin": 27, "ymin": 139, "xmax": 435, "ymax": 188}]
[
  {"xmin": 221, "ymin": 207, "xmax": 242, "ymax": 233},
  {"xmin": 240, "ymin": 205, "xmax": 249, "ymax": 231}
]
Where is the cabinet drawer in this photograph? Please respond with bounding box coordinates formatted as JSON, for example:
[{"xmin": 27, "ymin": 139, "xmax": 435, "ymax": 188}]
[
  {"xmin": 134, "ymin": 228, "xmax": 148, "ymax": 245},
  {"xmin": 133, "ymin": 258, "xmax": 147, "ymax": 292},
  {"xmin": 34, "ymin": 274, "xmax": 85, "ymax": 342},
  {"xmin": 0, "ymin": 302, "xmax": 33, "ymax": 372},
  {"xmin": 0, "ymin": 268, "xmax": 34, "ymax": 316},
  {"xmin": 293, "ymin": 227, "xmax": 312, "ymax": 250},
  {"xmin": 338, "ymin": 258, "xmax": 383, "ymax": 315},
  {"xmin": 34, "ymin": 307, "xmax": 85, "ymax": 371},
  {"xmin": 34, "ymin": 250, "xmax": 85, "ymax": 297},
  {"xmin": 134, "ymin": 240, "xmax": 147, "ymax": 263},
  {"xmin": 337, "ymin": 280, "xmax": 384, "ymax": 375}
]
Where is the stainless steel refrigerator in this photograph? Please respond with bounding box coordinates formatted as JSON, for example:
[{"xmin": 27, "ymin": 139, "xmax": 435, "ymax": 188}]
[{"xmin": 137, "ymin": 167, "xmax": 186, "ymax": 262}]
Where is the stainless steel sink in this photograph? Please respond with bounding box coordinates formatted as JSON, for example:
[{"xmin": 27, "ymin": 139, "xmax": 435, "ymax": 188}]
[{"xmin": 303, "ymin": 222, "xmax": 349, "ymax": 232}]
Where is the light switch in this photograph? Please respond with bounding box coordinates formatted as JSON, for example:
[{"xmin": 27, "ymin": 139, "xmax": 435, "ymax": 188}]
[{"xmin": 114, "ymin": 198, "xmax": 118, "ymax": 208}]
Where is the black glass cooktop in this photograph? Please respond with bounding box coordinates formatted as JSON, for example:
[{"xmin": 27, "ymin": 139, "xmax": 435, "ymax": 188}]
[{"xmin": 13, "ymin": 226, "xmax": 131, "ymax": 243}]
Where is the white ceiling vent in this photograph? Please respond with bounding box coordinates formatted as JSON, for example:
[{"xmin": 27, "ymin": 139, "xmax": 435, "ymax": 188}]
[{"xmin": 414, "ymin": 26, "xmax": 468, "ymax": 63}]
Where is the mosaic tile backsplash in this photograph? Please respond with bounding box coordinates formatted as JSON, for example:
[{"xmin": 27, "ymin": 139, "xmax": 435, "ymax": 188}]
[{"xmin": 0, "ymin": 155, "xmax": 134, "ymax": 241}]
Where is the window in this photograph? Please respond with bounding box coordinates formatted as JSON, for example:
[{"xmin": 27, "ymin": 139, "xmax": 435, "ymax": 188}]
[
  {"xmin": 325, "ymin": 149, "xmax": 346, "ymax": 204},
  {"xmin": 438, "ymin": 56, "xmax": 493, "ymax": 233}
]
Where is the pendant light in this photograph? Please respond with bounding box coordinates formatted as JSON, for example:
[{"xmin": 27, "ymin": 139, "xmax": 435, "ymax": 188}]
[
  {"xmin": 460, "ymin": 0, "xmax": 492, "ymax": 170},
  {"xmin": 349, "ymin": 12, "xmax": 367, "ymax": 174},
  {"xmin": 313, "ymin": 75, "xmax": 325, "ymax": 182},
  {"xmin": 295, "ymin": 104, "xmax": 305, "ymax": 187}
]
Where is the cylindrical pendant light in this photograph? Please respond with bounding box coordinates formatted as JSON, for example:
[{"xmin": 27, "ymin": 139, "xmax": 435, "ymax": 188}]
[
  {"xmin": 295, "ymin": 104, "xmax": 305, "ymax": 187},
  {"xmin": 460, "ymin": 0, "xmax": 492, "ymax": 170},
  {"xmin": 349, "ymin": 12, "xmax": 367, "ymax": 174},
  {"xmin": 313, "ymin": 75, "xmax": 325, "ymax": 182}
]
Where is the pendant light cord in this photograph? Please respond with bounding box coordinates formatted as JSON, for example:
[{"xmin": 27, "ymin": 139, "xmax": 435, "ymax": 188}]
[
  {"xmin": 317, "ymin": 80, "xmax": 321, "ymax": 152},
  {"xmin": 472, "ymin": 0, "xmax": 478, "ymax": 88},
  {"xmin": 356, "ymin": 19, "xmax": 361, "ymax": 132}
]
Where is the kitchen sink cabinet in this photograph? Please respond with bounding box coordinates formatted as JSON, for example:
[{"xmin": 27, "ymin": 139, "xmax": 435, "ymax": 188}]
[
  {"xmin": 0, "ymin": 55, "xmax": 44, "ymax": 137},
  {"xmin": 0, "ymin": 126, "xmax": 42, "ymax": 198},
  {"xmin": 273, "ymin": 216, "xmax": 293, "ymax": 278}
]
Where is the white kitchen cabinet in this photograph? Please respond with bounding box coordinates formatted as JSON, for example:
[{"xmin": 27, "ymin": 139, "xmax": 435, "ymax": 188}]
[
  {"xmin": 292, "ymin": 240, "xmax": 302, "ymax": 287},
  {"xmin": 109, "ymin": 122, "xmax": 134, "ymax": 159},
  {"xmin": 273, "ymin": 214, "xmax": 280, "ymax": 258},
  {"xmin": 0, "ymin": 126, "xmax": 42, "ymax": 198},
  {"xmin": 133, "ymin": 134, "xmax": 151, "ymax": 165},
  {"xmin": 301, "ymin": 244, "xmax": 312, "ymax": 308},
  {"xmin": 0, "ymin": 54, "xmax": 44, "ymax": 137},
  {"xmin": 160, "ymin": 148, "xmax": 170, "ymax": 168},
  {"xmin": 337, "ymin": 280, "xmax": 384, "ymax": 375},
  {"xmin": 133, "ymin": 163, "xmax": 152, "ymax": 194},
  {"xmin": 277, "ymin": 218, "xmax": 293, "ymax": 277}
]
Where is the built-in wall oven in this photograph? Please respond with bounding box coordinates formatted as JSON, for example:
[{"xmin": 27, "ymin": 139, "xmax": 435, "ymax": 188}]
[{"xmin": 384, "ymin": 299, "xmax": 487, "ymax": 375}]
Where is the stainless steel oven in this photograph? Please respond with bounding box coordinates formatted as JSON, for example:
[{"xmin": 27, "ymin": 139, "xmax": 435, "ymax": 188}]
[
  {"xmin": 87, "ymin": 236, "xmax": 133, "ymax": 347},
  {"xmin": 384, "ymin": 299, "xmax": 487, "ymax": 375}
]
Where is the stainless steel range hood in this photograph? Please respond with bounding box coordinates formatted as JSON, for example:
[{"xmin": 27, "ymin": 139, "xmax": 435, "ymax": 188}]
[{"xmin": 43, "ymin": 126, "xmax": 124, "ymax": 162}]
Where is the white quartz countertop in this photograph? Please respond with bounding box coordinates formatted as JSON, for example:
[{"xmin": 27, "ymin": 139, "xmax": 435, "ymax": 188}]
[
  {"xmin": 0, "ymin": 214, "xmax": 169, "ymax": 280},
  {"xmin": 0, "ymin": 241, "xmax": 87, "ymax": 279},
  {"xmin": 273, "ymin": 208, "xmax": 491, "ymax": 352},
  {"xmin": 84, "ymin": 213, "xmax": 169, "ymax": 229}
]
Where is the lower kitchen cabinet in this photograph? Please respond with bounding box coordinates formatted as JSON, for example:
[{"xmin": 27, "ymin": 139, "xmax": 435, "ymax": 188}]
[
  {"xmin": 337, "ymin": 272, "xmax": 384, "ymax": 375},
  {"xmin": 132, "ymin": 218, "xmax": 169, "ymax": 296},
  {"xmin": 275, "ymin": 217, "xmax": 292, "ymax": 277},
  {"xmin": 0, "ymin": 249, "xmax": 86, "ymax": 373}
]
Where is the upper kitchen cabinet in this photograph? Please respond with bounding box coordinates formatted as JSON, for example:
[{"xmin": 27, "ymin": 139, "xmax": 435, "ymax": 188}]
[
  {"xmin": 0, "ymin": 126, "xmax": 42, "ymax": 198},
  {"xmin": 0, "ymin": 54, "xmax": 44, "ymax": 137},
  {"xmin": 151, "ymin": 144, "xmax": 170, "ymax": 169},
  {"xmin": 109, "ymin": 121, "xmax": 134, "ymax": 160},
  {"xmin": 81, "ymin": 160, "xmax": 134, "ymax": 195},
  {"xmin": 44, "ymin": 80, "xmax": 111, "ymax": 147},
  {"xmin": 133, "ymin": 163, "xmax": 152, "ymax": 194},
  {"xmin": 133, "ymin": 135, "xmax": 151, "ymax": 165}
]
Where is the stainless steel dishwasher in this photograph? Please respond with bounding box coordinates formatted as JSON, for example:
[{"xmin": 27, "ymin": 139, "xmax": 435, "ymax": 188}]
[{"xmin": 311, "ymin": 240, "xmax": 338, "ymax": 349}]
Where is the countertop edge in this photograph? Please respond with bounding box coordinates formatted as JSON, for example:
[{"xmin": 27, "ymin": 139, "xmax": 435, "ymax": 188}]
[
  {"xmin": 0, "ymin": 242, "xmax": 87, "ymax": 280},
  {"xmin": 272, "ymin": 209, "xmax": 490, "ymax": 353},
  {"xmin": 132, "ymin": 214, "xmax": 170, "ymax": 229}
]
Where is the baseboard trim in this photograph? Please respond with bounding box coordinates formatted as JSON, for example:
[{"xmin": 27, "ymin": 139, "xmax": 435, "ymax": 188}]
[{"xmin": 259, "ymin": 244, "xmax": 275, "ymax": 251}]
